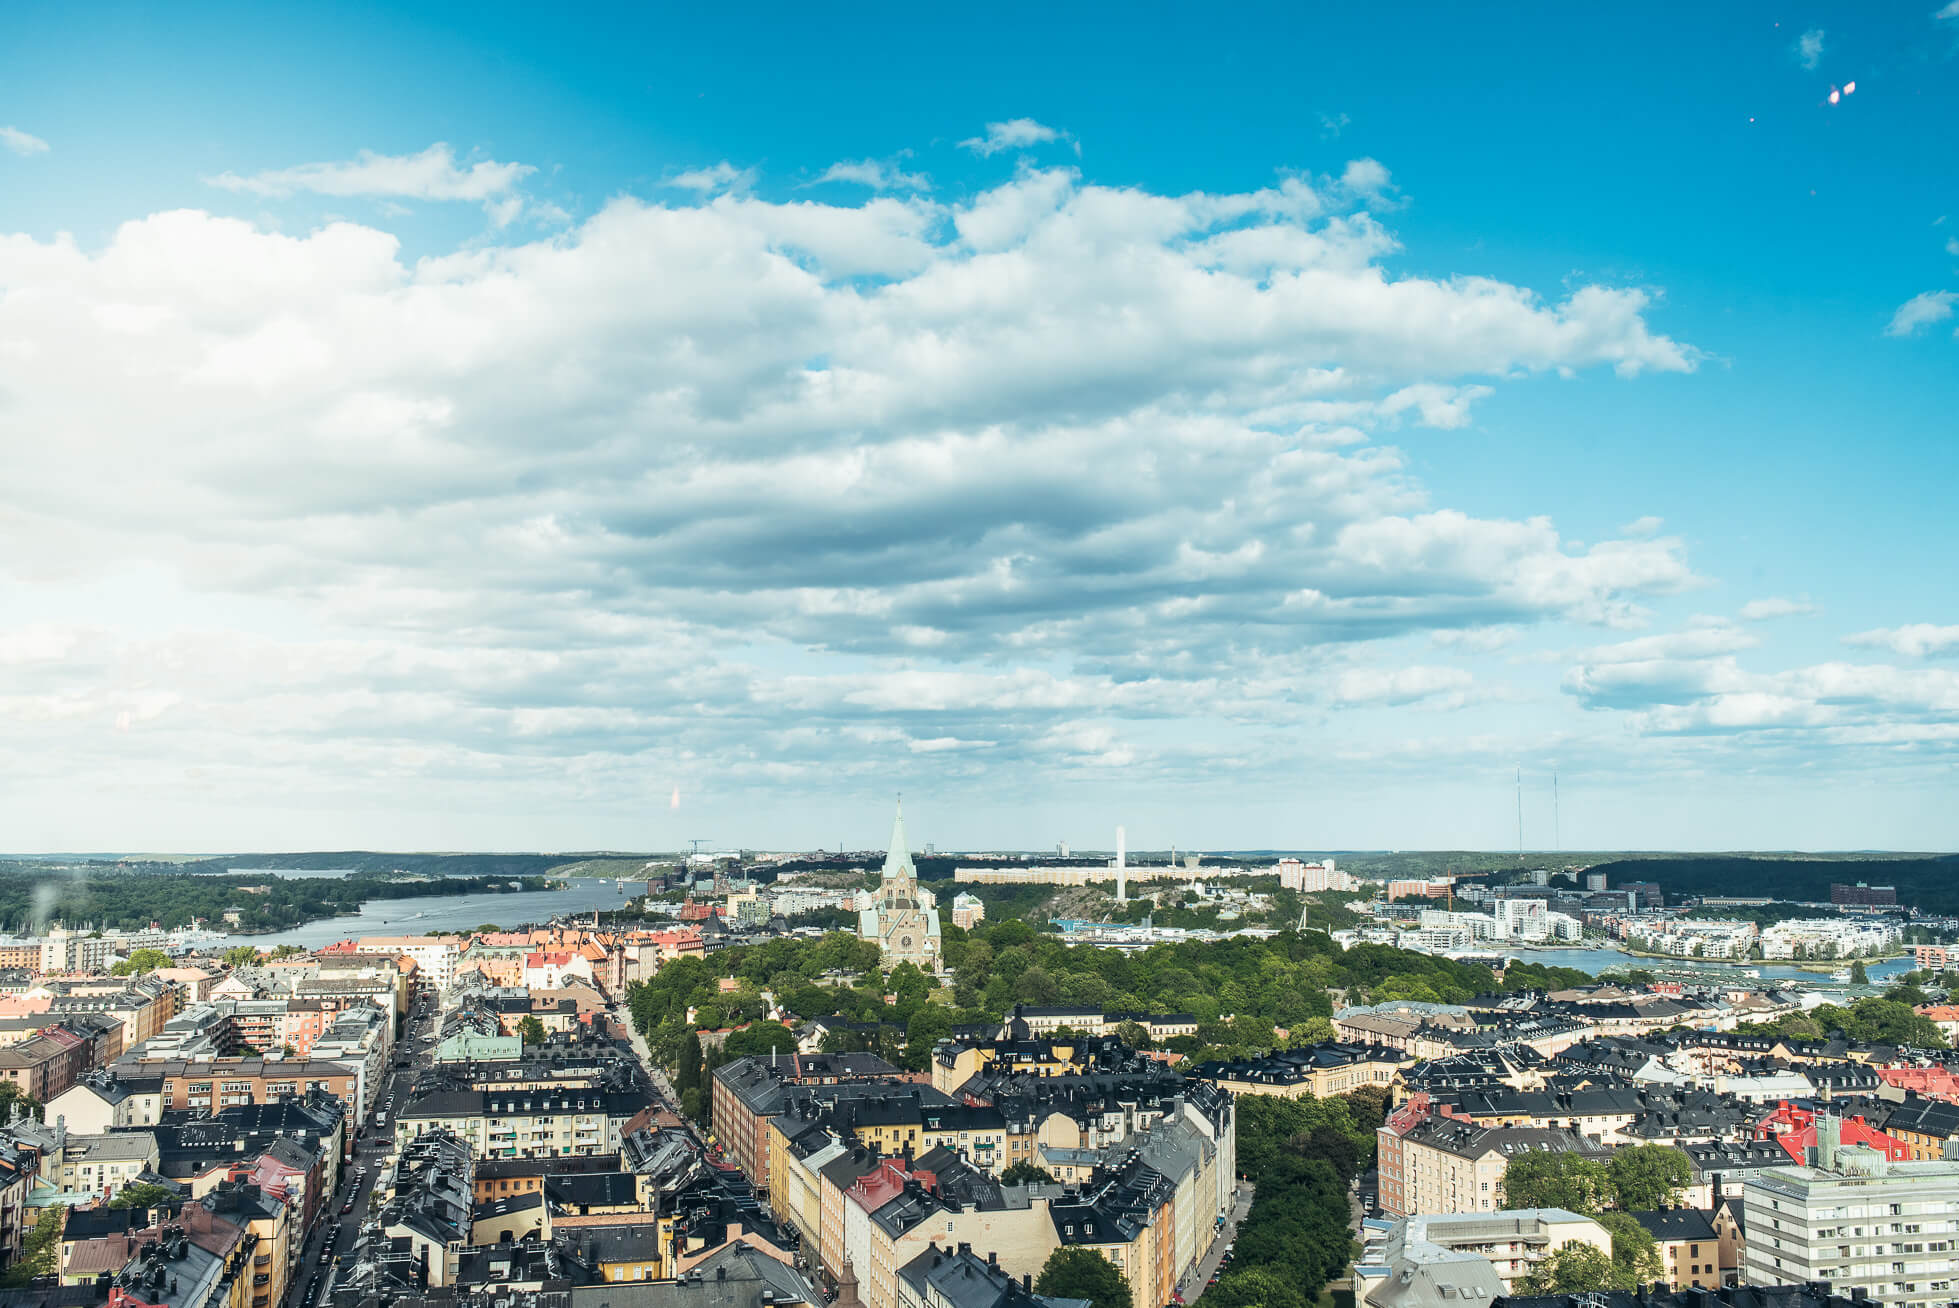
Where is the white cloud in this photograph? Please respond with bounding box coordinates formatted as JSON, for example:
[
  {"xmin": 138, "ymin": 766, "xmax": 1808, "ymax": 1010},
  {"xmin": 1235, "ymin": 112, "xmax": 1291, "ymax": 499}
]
[
  {"xmin": 1341, "ymin": 157, "xmax": 1394, "ymax": 201},
  {"xmin": 0, "ymin": 149, "xmax": 1737, "ymax": 844},
  {"xmin": 1946, "ymin": 236, "xmax": 1959, "ymax": 256},
  {"xmin": 1885, "ymin": 290, "xmax": 1959, "ymax": 337},
  {"xmin": 206, "ymin": 142, "xmax": 532, "ymax": 201},
  {"xmin": 1796, "ymin": 29, "xmax": 1826, "ymax": 70},
  {"xmin": 959, "ymin": 118, "xmax": 1069, "ymax": 157},
  {"xmin": 667, "ymin": 161, "xmax": 757, "ymax": 194},
  {"xmin": 1939, "ymin": 1, "xmax": 1959, "ymax": 20},
  {"xmin": 1621, "ymin": 515, "xmax": 1664, "ymax": 537},
  {"xmin": 1318, "ymin": 112, "xmax": 1351, "ymax": 140},
  {"xmin": 1739, "ymin": 596, "xmax": 1817, "ymax": 621},
  {"xmin": 1846, "ymin": 624, "xmax": 1959, "ymax": 657},
  {"xmin": 811, "ymin": 158, "xmax": 930, "ymax": 191},
  {"xmin": 0, "ymin": 126, "xmax": 49, "ymax": 156}
]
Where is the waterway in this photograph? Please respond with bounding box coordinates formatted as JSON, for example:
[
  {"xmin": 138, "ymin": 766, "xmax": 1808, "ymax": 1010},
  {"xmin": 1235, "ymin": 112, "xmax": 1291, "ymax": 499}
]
[
  {"xmin": 1518, "ymin": 944, "xmax": 1918, "ymax": 987},
  {"xmin": 214, "ymin": 877, "xmax": 634, "ymax": 950}
]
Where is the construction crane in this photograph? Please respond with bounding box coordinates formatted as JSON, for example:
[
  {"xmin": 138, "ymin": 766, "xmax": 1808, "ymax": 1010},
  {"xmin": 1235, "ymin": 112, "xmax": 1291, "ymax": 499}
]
[{"xmin": 687, "ymin": 838, "xmax": 713, "ymax": 856}]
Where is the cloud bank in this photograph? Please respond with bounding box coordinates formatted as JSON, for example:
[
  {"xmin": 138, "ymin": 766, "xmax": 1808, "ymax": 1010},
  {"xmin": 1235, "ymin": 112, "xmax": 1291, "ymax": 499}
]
[{"xmin": 7, "ymin": 139, "xmax": 1937, "ymax": 847}]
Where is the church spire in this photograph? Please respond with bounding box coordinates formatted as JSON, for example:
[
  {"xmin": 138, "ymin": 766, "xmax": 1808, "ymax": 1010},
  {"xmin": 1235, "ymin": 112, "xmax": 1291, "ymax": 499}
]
[{"xmin": 882, "ymin": 799, "xmax": 914, "ymax": 882}]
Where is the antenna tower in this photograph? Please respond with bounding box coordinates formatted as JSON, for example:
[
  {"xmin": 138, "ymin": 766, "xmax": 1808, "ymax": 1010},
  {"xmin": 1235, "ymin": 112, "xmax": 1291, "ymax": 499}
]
[{"xmin": 1554, "ymin": 773, "xmax": 1561, "ymax": 855}]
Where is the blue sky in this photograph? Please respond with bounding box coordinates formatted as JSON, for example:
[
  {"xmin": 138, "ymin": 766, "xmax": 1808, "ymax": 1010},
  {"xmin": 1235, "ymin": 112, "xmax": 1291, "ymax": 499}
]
[{"xmin": 2, "ymin": 2, "xmax": 1957, "ymax": 853}]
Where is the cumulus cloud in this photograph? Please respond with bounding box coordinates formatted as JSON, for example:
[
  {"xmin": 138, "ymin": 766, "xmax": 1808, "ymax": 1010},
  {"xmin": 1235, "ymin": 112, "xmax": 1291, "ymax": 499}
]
[
  {"xmin": 1846, "ymin": 624, "xmax": 1959, "ymax": 657},
  {"xmin": 0, "ymin": 148, "xmax": 1730, "ymax": 842},
  {"xmin": 1796, "ymin": 29, "xmax": 1826, "ymax": 70},
  {"xmin": 207, "ymin": 142, "xmax": 532, "ymax": 201},
  {"xmin": 1565, "ymin": 619, "xmax": 1959, "ymax": 759},
  {"xmin": 1340, "ymin": 157, "xmax": 1397, "ymax": 205},
  {"xmin": 959, "ymin": 118, "xmax": 1069, "ymax": 156},
  {"xmin": 0, "ymin": 125, "xmax": 49, "ymax": 156},
  {"xmin": 1886, "ymin": 290, "xmax": 1959, "ymax": 337},
  {"xmin": 1739, "ymin": 596, "xmax": 1817, "ymax": 621}
]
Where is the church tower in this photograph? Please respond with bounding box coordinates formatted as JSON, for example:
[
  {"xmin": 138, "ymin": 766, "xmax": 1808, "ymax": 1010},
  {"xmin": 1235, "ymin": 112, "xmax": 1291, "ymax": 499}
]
[{"xmin": 857, "ymin": 800, "xmax": 942, "ymax": 972}]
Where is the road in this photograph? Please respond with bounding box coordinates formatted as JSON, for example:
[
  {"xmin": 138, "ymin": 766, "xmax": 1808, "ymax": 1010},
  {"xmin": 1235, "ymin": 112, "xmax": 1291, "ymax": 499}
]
[
  {"xmin": 612, "ymin": 999, "xmax": 698, "ymax": 1143},
  {"xmin": 287, "ymin": 993, "xmax": 440, "ymax": 1308},
  {"xmin": 1180, "ymin": 1181, "xmax": 1253, "ymax": 1306}
]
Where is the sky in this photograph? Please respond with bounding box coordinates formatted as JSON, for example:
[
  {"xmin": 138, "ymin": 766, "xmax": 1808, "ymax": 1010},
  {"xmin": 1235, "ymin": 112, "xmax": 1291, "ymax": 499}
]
[{"xmin": 2, "ymin": 2, "xmax": 1958, "ymax": 855}]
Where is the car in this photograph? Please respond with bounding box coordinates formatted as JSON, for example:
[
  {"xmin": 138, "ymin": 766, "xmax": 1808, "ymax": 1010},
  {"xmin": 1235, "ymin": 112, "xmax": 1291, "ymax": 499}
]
[{"xmin": 340, "ymin": 1201, "xmax": 354, "ymax": 1215}]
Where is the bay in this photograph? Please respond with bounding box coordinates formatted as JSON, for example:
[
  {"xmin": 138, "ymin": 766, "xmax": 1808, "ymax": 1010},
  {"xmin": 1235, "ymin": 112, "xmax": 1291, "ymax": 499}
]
[{"xmin": 214, "ymin": 877, "xmax": 634, "ymax": 950}]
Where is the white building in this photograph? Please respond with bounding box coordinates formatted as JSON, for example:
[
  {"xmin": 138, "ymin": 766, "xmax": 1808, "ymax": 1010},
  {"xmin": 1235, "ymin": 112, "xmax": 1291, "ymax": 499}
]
[
  {"xmin": 1743, "ymin": 1133, "xmax": 1959, "ymax": 1308},
  {"xmin": 950, "ymin": 893, "xmax": 985, "ymax": 930},
  {"xmin": 1759, "ymin": 918, "xmax": 1903, "ymax": 960}
]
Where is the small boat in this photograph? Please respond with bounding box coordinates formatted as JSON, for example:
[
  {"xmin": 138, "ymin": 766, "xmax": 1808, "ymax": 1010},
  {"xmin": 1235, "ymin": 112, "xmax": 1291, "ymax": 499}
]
[{"xmin": 1831, "ymin": 967, "xmax": 1853, "ymax": 983}]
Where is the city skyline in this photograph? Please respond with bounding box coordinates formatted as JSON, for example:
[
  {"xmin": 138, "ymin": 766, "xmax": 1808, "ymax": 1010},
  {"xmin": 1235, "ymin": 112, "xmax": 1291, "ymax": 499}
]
[{"xmin": 4, "ymin": 3, "xmax": 1958, "ymax": 852}]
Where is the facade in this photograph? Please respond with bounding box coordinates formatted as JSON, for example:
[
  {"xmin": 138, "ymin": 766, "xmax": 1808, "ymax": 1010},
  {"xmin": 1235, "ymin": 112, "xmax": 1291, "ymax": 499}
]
[
  {"xmin": 117, "ymin": 1056, "xmax": 361, "ymax": 1119},
  {"xmin": 1742, "ymin": 1135, "xmax": 1959, "ymax": 1308},
  {"xmin": 949, "ymin": 895, "xmax": 985, "ymax": 931},
  {"xmin": 857, "ymin": 805, "xmax": 942, "ymax": 973}
]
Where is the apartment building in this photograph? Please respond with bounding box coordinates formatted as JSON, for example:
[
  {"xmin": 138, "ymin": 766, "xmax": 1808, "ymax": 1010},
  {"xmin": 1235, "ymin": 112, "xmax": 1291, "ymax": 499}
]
[
  {"xmin": 1355, "ymin": 1208, "xmax": 1611, "ymax": 1297},
  {"xmin": 1377, "ymin": 1094, "xmax": 1609, "ymax": 1218},
  {"xmin": 1188, "ymin": 1042, "xmax": 1407, "ymax": 1100},
  {"xmin": 0, "ymin": 1027, "xmax": 94, "ymax": 1101},
  {"xmin": 710, "ymin": 1053, "xmax": 911, "ymax": 1190},
  {"xmin": 1743, "ymin": 1133, "xmax": 1959, "ymax": 1308},
  {"xmin": 391, "ymin": 1086, "xmax": 637, "ymax": 1159},
  {"xmin": 117, "ymin": 1056, "xmax": 361, "ymax": 1120},
  {"xmin": 44, "ymin": 1131, "xmax": 159, "ymax": 1201}
]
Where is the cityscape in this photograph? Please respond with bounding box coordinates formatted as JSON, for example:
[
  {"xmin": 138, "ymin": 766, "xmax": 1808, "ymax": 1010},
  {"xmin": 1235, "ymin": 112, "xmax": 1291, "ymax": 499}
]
[{"xmin": 5, "ymin": 7, "xmax": 1959, "ymax": 1308}]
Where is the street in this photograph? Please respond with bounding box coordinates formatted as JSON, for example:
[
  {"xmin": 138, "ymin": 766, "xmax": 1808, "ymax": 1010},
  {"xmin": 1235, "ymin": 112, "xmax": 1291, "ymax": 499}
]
[
  {"xmin": 288, "ymin": 992, "xmax": 439, "ymax": 1308},
  {"xmin": 1180, "ymin": 1181, "xmax": 1253, "ymax": 1306}
]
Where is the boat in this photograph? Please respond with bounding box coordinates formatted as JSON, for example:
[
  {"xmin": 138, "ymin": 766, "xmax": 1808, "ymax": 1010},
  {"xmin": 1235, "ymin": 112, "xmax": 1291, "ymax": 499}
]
[{"xmin": 1831, "ymin": 967, "xmax": 1853, "ymax": 983}]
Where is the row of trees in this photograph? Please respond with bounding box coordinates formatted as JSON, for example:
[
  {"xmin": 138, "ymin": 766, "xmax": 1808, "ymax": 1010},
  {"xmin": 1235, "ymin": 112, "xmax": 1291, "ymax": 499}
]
[
  {"xmin": 1733, "ymin": 993, "xmax": 1947, "ymax": 1049},
  {"xmin": 1201, "ymin": 1089, "xmax": 1391, "ymax": 1308}
]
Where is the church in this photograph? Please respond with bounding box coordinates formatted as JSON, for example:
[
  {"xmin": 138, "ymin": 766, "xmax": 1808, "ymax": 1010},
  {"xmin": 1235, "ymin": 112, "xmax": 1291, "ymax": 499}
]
[{"xmin": 856, "ymin": 801, "xmax": 943, "ymax": 973}]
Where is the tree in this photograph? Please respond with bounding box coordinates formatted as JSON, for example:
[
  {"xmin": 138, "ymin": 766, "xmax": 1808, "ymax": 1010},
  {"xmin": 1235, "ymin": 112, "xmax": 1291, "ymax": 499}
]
[
  {"xmin": 109, "ymin": 1182, "xmax": 178, "ymax": 1211},
  {"xmin": 516, "ymin": 1015, "xmax": 547, "ymax": 1046},
  {"xmin": 222, "ymin": 945, "xmax": 261, "ymax": 968},
  {"xmin": 1501, "ymin": 1151, "xmax": 1609, "ymax": 1213},
  {"xmin": 1204, "ymin": 1268, "xmax": 1311, "ymax": 1308},
  {"xmin": 1000, "ymin": 1160, "xmax": 1056, "ymax": 1185},
  {"xmin": 680, "ymin": 1086, "xmax": 704, "ymax": 1124},
  {"xmin": 1036, "ymin": 1248, "xmax": 1132, "ymax": 1308},
  {"xmin": 0, "ymin": 1209, "xmax": 62, "ymax": 1286},
  {"xmin": 722, "ymin": 1023, "xmax": 797, "ymax": 1060},
  {"xmin": 1608, "ymin": 1145, "xmax": 1692, "ymax": 1211},
  {"xmin": 1850, "ymin": 960, "xmax": 1869, "ymax": 985},
  {"xmin": 675, "ymin": 1030, "xmax": 705, "ymax": 1094},
  {"xmin": 110, "ymin": 948, "xmax": 172, "ymax": 976},
  {"xmin": 268, "ymin": 944, "xmax": 306, "ymax": 959},
  {"xmin": 1519, "ymin": 1242, "xmax": 1616, "ymax": 1294},
  {"xmin": 903, "ymin": 1006, "xmax": 952, "ymax": 1070},
  {"xmin": 1597, "ymin": 1211, "xmax": 1666, "ymax": 1288},
  {"xmin": 0, "ymin": 1082, "xmax": 40, "ymax": 1122}
]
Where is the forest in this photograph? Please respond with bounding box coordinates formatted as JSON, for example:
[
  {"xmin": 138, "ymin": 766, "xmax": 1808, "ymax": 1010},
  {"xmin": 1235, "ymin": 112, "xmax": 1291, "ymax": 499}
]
[{"xmin": 0, "ymin": 869, "xmax": 554, "ymax": 934}]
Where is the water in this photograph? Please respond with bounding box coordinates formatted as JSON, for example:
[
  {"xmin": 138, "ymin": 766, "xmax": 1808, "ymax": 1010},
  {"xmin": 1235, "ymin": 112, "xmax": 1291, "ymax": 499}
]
[
  {"xmin": 214, "ymin": 878, "xmax": 633, "ymax": 949},
  {"xmin": 1518, "ymin": 944, "xmax": 1918, "ymax": 987}
]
